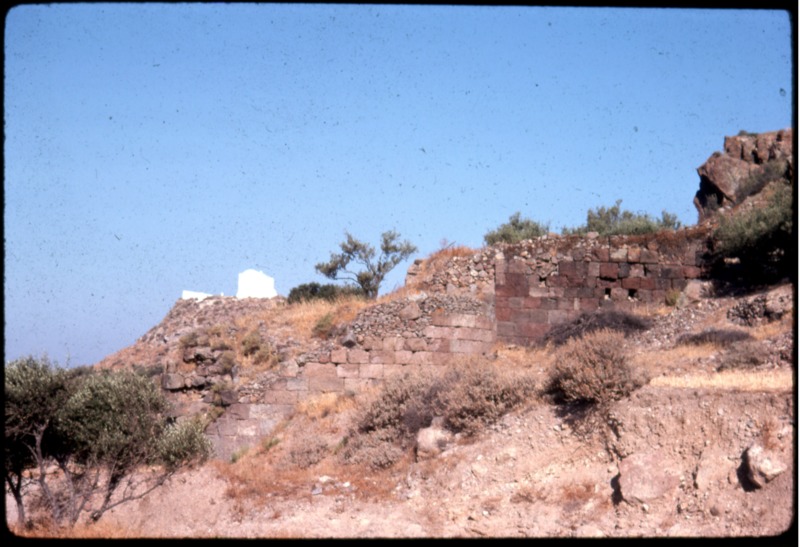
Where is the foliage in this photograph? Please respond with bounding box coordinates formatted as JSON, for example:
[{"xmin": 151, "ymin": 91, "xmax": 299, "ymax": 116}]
[
  {"xmin": 342, "ymin": 360, "xmax": 536, "ymax": 469},
  {"xmin": 4, "ymin": 357, "xmax": 210, "ymax": 529},
  {"xmin": 287, "ymin": 282, "xmax": 365, "ymax": 304},
  {"xmin": 484, "ymin": 212, "xmax": 549, "ymax": 245},
  {"xmin": 546, "ymin": 329, "xmax": 644, "ymax": 407},
  {"xmin": 712, "ymin": 181, "xmax": 793, "ymax": 286},
  {"xmin": 563, "ymin": 200, "xmax": 681, "ymax": 236},
  {"xmin": 541, "ymin": 310, "xmax": 652, "ymax": 347},
  {"xmin": 676, "ymin": 328, "xmax": 753, "ymax": 346},
  {"xmin": 315, "ymin": 230, "xmax": 417, "ymax": 299},
  {"xmin": 736, "ymin": 159, "xmax": 789, "ymax": 203}
]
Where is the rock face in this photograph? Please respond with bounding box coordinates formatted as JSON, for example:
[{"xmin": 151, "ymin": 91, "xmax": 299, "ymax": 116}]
[{"xmin": 694, "ymin": 129, "xmax": 793, "ymax": 221}]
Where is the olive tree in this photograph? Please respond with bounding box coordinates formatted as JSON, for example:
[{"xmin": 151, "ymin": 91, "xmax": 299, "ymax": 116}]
[
  {"xmin": 315, "ymin": 230, "xmax": 417, "ymax": 299},
  {"xmin": 4, "ymin": 356, "xmax": 211, "ymax": 529}
]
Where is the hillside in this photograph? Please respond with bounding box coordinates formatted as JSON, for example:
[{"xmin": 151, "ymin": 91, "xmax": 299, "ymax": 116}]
[{"xmin": 7, "ymin": 129, "xmax": 795, "ymax": 539}]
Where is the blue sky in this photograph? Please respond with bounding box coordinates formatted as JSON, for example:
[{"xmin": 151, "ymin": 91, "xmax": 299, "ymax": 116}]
[{"xmin": 4, "ymin": 4, "xmax": 794, "ymax": 367}]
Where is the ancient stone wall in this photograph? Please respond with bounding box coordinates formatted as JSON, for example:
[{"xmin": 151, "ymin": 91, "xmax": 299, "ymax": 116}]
[
  {"xmin": 190, "ymin": 228, "xmax": 713, "ymax": 459},
  {"xmin": 407, "ymin": 227, "xmax": 711, "ymax": 347},
  {"xmin": 199, "ymin": 294, "xmax": 496, "ymax": 460}
]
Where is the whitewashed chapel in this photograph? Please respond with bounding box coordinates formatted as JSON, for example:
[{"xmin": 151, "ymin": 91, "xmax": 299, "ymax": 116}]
[{"xmin": 181, "ymin": 269, "xmax": 277, "ymax": 301}]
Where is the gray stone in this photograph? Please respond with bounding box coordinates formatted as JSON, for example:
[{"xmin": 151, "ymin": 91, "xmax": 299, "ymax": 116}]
[{"xmin": 218, "ymin": 389, "xmax": 239, "ymax": 407}]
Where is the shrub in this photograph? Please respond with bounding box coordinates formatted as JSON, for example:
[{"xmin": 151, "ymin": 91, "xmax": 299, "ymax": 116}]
[
  {"xmin": 676, "ymin": 328, "xmax": 753, "ymax": 346},
  {"xmin": 287, "ymin": 282, "xmax": 365, "ymax": 304},
  {"xmin": 343, "ymin": 360, "xmax": 536, "ymax": 468},
  {"xmin": 716, "ymin": 342, "xmax": 770, "ymax": 371},
  {"xmin": 546, "ymin": 329, "xmax": 643, "ymax": 407},
  {"xmin": 179, "ymin": 331, "xmax": 200, "ymax": 349},
  {"xmin": 284, "ymin": 435, "xmax": 329, "ymax": 469},
  {"xmin": 312, "ymin": 312, "xmax": 335, "ymax": 339},
  {"xmin": 439, "ymin": 361, "xmax": 536, "ymax": 436},
  {"xmin": 217, "ymin": 351, "xmax": 237, "ymax": 374},
  {"xmin": 157, "ymin": 418, "xmax": 212, "ymax": 470},
  {"xmin": 563, "ymin": 200, "xmax": 681, "ymax": 236},
  {"xmin": 712, "ymin": 181, "xmax": 793, "ymax": 285},
  {"xmin": 484, "ymin": 212, "xmax": 549, "ymax": 245},
  {"xmin": 542, "ymin": 310, "xmax": 652, "ymax": 347},
  {"xmin": 736, "ymin": 159, "xmax": 789, "ymax": 203}
]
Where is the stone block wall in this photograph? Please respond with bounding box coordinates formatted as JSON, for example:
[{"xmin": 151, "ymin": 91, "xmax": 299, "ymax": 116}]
[{"xmin": 410, "ymin": 228, "xmax": 711, "ymax": 347}]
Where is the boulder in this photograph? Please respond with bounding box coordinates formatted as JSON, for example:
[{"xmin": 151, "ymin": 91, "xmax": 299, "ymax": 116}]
[
  {"xmin": 162, "ymin": 373, "xmax": 185, "ymax": 391},
  {"xmin": 745, "ymin": 443, "xmax": 787, "ymax": 488},
  {"xmin": 218, "ymin": 389, "xmax": 239, "ymax": 407},
  {"xmin": 618, "ymin": 452, "xmax": 680, "ymax": 505}
]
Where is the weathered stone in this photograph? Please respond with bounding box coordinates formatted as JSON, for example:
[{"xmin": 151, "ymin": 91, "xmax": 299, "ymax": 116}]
[
  {"xmin": 399, "ymin": 302, "xmax": 422, "ymax": 320},
  {"xmin": 416, "ymin": 420, "xmax": 453, "ymax": 460},
  {"xmin": 618, "ymin": 452, "xmax": 680, "ymax": 505},
  {"xmin": 218, "ymin": 390, "xmax": 239, "ymax": 406},
  {"xmin": 347, "ymin": 349, "xmax": 370, "ymax": 364},
  {"xmin": 162, "ymin": 373, "xmax": 185, "ymax": 390},
  {"xmin": 745, "ymin": 443, "xmax": 787, "ymax": 488},
  {"xmin": 330, "ymin": 349, "xmax": 348, "ymax": 364}
]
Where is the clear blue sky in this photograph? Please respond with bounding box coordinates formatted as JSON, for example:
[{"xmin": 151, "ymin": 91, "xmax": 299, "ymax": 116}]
[{"xmin": 4, "ymin": 4, "xmax": 794, "ymax": 367}]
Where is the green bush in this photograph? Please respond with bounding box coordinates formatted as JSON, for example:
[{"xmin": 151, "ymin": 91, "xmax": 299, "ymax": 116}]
[
  {"xmin": 484, "ymin": 212, "xmax": 549, "ymax": 245},
  {"xmin": 564, "ymin": 199, "xmax": 681, "ymax": 236},
  {"xmin": 157, "ymin": 418, "xmax": 212, "ymax": 470},
  {"xmin": 287, "ymin": 282, "xmax": 365, "ymax": 304},
  {"xmin": 4, "ymin": 357, "xmax": 211, "ymax": 528},
  {"xmin": 736, "ymin": 159, "xmax": 789, "ymax": 203},
  {"xmin": 712, "ymin": 181, "xmax": 793, "ymax": 285},
  {"xmin": 546, "ymin": 329, "xmax": 644, "ymax": 407}
]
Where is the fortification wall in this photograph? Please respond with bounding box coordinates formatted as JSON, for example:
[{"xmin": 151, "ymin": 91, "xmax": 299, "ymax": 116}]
[
  {"xmin": 201, "ymin": 294, "xmax": 495, "ymax": 460},
  {"xmin": 203, "ymin": 228, "xmax": 712, "ymax": 459}
]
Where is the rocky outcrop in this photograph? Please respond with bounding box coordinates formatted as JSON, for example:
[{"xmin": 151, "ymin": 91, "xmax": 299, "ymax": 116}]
[{"xmin": 694, "ymin": 129, "xmax": 793, "ymax": 221}]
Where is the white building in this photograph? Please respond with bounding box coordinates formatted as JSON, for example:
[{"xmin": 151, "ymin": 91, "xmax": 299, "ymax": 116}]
[
  {"xmin": 181, "ymin": 290, "xmax": 213, "ymax": 301},
  {"xmin": 236, "ymin": 269, "xmax": 277, "ymax": 299}
]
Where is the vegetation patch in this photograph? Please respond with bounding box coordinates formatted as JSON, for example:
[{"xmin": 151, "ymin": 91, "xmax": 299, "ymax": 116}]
[
  {"xmin": 676, "ymin": 328, "xmax": 753, "ymax": 346},
  {"xmin": 341, "ymin": 359, "xmax": 536, "ymax": 469},
  {"xmin": 545, "ymin": 329, "xmax": 645, "ymax": 408},
  {"xmin": 542, "ymin": 310, "xmax": 652, "ymax": 347}
]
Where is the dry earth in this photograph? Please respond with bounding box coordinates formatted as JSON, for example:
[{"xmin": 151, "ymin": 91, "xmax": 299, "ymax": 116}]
[{"xmin": 6, "ymin": 286, "xmax": 797, "ymax": 540}]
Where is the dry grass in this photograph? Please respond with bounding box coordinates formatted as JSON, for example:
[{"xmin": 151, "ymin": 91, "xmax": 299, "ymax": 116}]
[
  {"xmin": 750, "ymin": 313, "xmax": 793, "ymax": 341},
  {"xmin": 280, "ymin": 295, "xmax": 370, "ymax": 342},
  {"xmin": 649, "ymin": 368, "xmax": 793, "ymax": 391},
  {"xmin": 296, "ymin": 392, "xmax": 357, "ymax": 420},
  {"xmin": 9, "ymin": 519, "xmax": 149, "ymax": 539}
]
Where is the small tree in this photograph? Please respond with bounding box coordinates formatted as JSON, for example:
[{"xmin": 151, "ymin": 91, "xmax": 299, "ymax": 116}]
[
  {"xmin": 4, "ymin": 357, "xmax": 211, "ymax": 529},
  {"xmin": 484, "ymin": 212, "xmax": 549, "ymax": 245},
  {"xmin": 315, "ymin": 230, "xmax": 417, "ymax": 299},
  {"xmin": 564, "ymin": 200, "xmax": 681, "ymax": 236}
]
